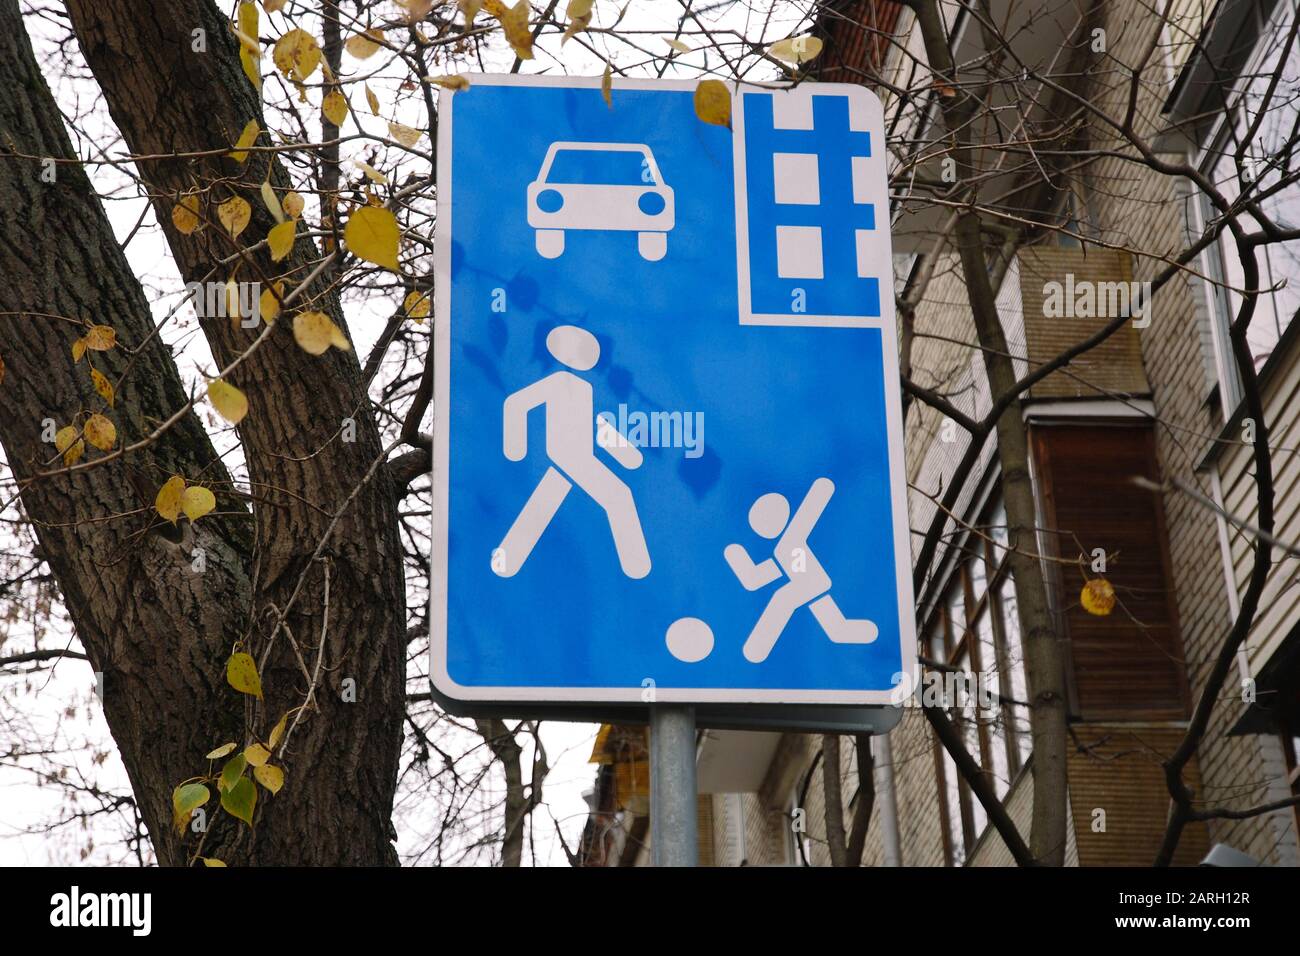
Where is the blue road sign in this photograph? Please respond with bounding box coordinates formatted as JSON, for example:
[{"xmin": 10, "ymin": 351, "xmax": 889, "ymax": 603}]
[{"xmin": 432, "ymin": 76, "xmax": 916, "ymax": 704}]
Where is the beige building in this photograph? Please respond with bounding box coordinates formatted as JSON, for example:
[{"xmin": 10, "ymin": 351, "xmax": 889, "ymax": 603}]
[{"xmin": 579, "ymin": 0, "xmax": 1300, "ymax": 867}]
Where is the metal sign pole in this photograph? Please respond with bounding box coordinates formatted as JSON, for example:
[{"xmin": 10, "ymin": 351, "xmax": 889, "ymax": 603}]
[{"xmin": 650, "ymin": 704, "xmax": 698, "ymax": 867}]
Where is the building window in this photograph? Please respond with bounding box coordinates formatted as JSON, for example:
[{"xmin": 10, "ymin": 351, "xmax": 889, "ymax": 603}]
[
  {"xmin": 928, "ymin": 497, "xmax": 1031, "ymax": 866},
  {"xmin": 1198, "ymin": 0, "xmax": 1300, "ymax": 395},
  {"xmin": 1281, "ymin": 724, "xmax": 1300, "ymax": 840},
  {"xmin": 1030, "ymin": 422, "xmax": 1189, "ymax": 720}
]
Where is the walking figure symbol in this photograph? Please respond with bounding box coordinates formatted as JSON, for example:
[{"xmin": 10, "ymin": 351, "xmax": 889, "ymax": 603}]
[
  {"xmin": 493, "ymin": 325, "xmax": 652, "ymax": 579},
  {"xmin": 724, "ymin": 477, "xmax": 877, "ymax": 662}
]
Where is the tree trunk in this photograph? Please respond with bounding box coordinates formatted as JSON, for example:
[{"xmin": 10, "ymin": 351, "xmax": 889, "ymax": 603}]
[
  {"xmin": 905, "ymin": 0, "xmax": 1070, "ymax": 865},
  {"xmin": 822, "ymin": 734, "xmax": 875, "ymax": 866},
  {"xmin": 822, "ymin": 735, "xmax": 849, "ymax": 867},
  {"xmin": 845, "ymin": 734, "xmax": 873, "ymax": 866},
  {"xmin": 477, "ymin": 718, "xmax": 530, "ymax": 867},
  {"xmin": 0, "ymin": 0, "xmax": 407, "ymax": 864},
  {"xmin": 961, "ymin": 213, "xmax": 1070, "ymax": 866},
  {"xmin": 0, "ymin": 0, "xmax": 252, "ymax": 864}
]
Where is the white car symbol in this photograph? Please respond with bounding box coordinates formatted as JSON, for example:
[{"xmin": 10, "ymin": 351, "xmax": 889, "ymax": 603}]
[{"xmin": 527, "ymin": 142, "xmax": 675, "ymax": 261}]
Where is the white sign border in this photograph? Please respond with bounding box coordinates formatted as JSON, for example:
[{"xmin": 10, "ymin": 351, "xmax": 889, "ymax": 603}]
[{"xmin": 431, "ymin": 74, "xmax": 917, "ymax": 705}]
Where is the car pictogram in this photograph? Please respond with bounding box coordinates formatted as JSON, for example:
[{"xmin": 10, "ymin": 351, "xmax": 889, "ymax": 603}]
[{"xmin": 526, "ymin": 141, "xmax": 675, "ymax": 261}]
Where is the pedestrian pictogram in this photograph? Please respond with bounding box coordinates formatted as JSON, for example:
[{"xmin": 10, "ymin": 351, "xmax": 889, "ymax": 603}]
[{"xmin": 493, "ymin": 325, "xmax": 651, "ymax": 580}]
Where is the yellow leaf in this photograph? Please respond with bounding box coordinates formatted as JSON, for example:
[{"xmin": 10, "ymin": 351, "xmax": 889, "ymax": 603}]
[
  {"xmin": 1081, "ymin": 577, "xmax": 1116, "ymax": 616},
  {"xmin": 232, "ymin": 25, "xmax": 259, "ymax": 55},
  {"xmin": 244, "ymin": 743, "xmax": 272, "ymax": 767},
  {"xmin": 84, "ymin": 325, "xmax": 116, "ymax": 350},
  {"xmin": 230, "ymin": 119, "xmax": 260, "ymax": 163},
  {"xmin": 55, "ymin": 425, "xmax": 84, "ymax": 467},
  {"xmin": 181, "ymin": 485, "xmax": 217, "ymax": 522},
  {"xmin": 237, "ymin": 2, "xmax": 259, "ymax": 48},
  {"xmin": 562, "ymin": 1, "xmax": 592, "ymax": 45},
  {"xmin": 272, "ymin": 28, "xmax": 322, "ymax": 83},
  {"xmin": 404, "ymin": 290, "xmax": 430, "ymax": 321},
  {"xmin": 200, "ymin": 857, "xmax": 228, "ymax": 867},
  {"xmin": 345, "ymin": 28, "xmax": 382, "ymax": 59},
  {"xmin": 485, "ymin": 0, "xmax": 533, "ymax": 60},
  {"xmin": 258, "ymin": 282, "xmax": 283, "ymax": 324},
  {"xmin": 263, "ymin": 0, "xmax": 286, "ymax": 12},
  {"xmin": 156, "ymin": 475, "xmax": 186, "ymax": 524},
  {"xmin": 459, "ymin": 0, "xmax": 483, "ymax": 27},
  {"xmin": 322, "ymin": 89, "xmax": 349, "ymax": 127},
  {"xmin": 398, "ymin": 0, "xmax": 435, "ymax": 23},
  {"xmin": 71, "ymin": 337, "xmax": 87, "ymax": 363},
  {"xmin": 282, "ymin": 191, "xmax": 305, "ymax": 219},
  {"xmin": 253, "ymin": 764, "xmax": 285, "ymax": 794},
  {"xmin": 260, "ymin": 180, "xmax": 284, "ymax": 223},
  {"xmin": 694, "ymin": 79, "xmax": 731, "ymax": 128},
  {"xmin": 768, "ymin": 34, "xmax": 824, "ymax": 65},
  {"xmin": 206, "ymin": 742, "xmax": 238, "ymax": 760},
  {"xmin": 365, "ymin": 84, "xmax": 381, "ymax": 115},
  {"xmin": 208, "ymin": 378, "xmax": 249, "ymax": 424},
  {"xmin": 293, "ymin": 310, "xmax": 343, "ymax": 355},
  {"xmin": 172, "ymin": 195, "xmax": 201, "ymax": 235},
  {"xmin": 90, "ymin": 366, "xmax": 115, "ymax": 407},
  {"xmin": 218, "ymin": 197, "xmax": 252, "ymax": 239},
  {"xmin": 355, "ymin": 160, "xmax": 388, "ymax": 185},
  {"xmin": 329, "ymin": 322, "xmax": 351, "ymax": 351},
  {"xmin": 84, "ymin": 413, "xmax": 116, "ymax": 451},
  {"xmin": 388, "ymin": 121, "xmax": 422, "ymax": 147},
  {"xmin": 268, "ymin": 712, "xmax": 290, "ymax": 749},
  {"xmin": 664, "ymin": 37, "xmax": 692, "ymax": 54},
  {"xmin": 225, "ymin": 278, "xmax": 242, "ymax": 325},
  {"xmin": 601, "ymin": 62, "xmax": 612, "ymax": 109},
  {"xmin": 562, "ymin": 14, "xmax": 591, "ymax": 44},
  {"xmin": 226, "ymin": 651, "xmax": 263, "ymax": 699},
  {"xmin": 172, "ymin": 783, "xmax": 210, "ymax": 834},
  {"xmin": 237, "ymin": 2, "xmax": 261, "ymax": 91},
  {"xmin": 345, "ymin": 206, "xmax": 400, "ymax": 271},
  {"xmin": 426, "ymin": 74, "xmax": 470, "ymax": 91},
  {"xmin": 267, "ymin": 219, "xmax": 296, "ymax": 262}
]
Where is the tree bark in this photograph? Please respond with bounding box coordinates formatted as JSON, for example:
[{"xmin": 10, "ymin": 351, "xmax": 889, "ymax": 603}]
[
  {"xmin": 0, "ymin": 0, "xmax": 252, "ymax": 864},
  {"xmin": 845, "ymin": 734, "xmax": 873, "ymax": 866},
  {"xmin": 1, "ymin": 0, "xmax": 409, "ymax": 864},
  {"xmin": 822, "ymin": 734, "xmax": 849, "ymax": 867},
  {"xmin": 319, "ymin": 0, "xmax": 343, "ymax": 284},
  {"xmin": 822, "ymin": 734, "xmax": 875, "ymax": 866}
]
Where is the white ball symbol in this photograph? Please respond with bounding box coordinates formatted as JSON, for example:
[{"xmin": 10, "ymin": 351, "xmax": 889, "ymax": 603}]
[{"xmin": 666, "ymin": 617, "xmax": 714, "ymax": 663}]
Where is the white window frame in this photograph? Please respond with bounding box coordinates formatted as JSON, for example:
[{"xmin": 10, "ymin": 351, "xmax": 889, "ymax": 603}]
[{"xmin": 1191, "ymin": 0, "xmax": 1300, "ymax": 413}]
